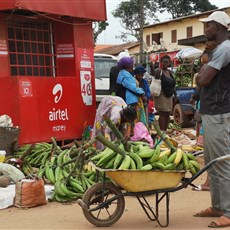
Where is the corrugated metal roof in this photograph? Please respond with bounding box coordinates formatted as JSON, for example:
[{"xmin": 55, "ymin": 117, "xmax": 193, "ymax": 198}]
[
  {"xmin": 94, "ymin": 44, "xmax": 114, "ymax": 52},
  {"xmin": 95, "ymin": 41, "xmax": 139, "ymax": 56}
]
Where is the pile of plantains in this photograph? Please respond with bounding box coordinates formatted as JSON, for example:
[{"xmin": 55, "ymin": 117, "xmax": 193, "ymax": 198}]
[{"xmin": 6, "ymin": 118, "xmax": 201, "ymax": 203}]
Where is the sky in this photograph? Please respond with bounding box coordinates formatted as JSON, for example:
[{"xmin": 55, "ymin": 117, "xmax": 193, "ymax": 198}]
[{"xmin": 97, "ymin": 0, "xmax": 230, "ymax": 45}]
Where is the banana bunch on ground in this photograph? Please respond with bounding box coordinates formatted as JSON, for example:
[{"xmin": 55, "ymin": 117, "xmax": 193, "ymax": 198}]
[
  {"xmin": 168, "ymin": 122, "xmax": 182, "ymax": 130},
  {"xmin": 21, "ymin": 159, "xmax": 35, "ymax": 176},
  {"xmin": 90, "ymin": 141, "xmax": 200, "ymax": 176},
  {"xmin": 37, "ymin": 148, "xmax": 73, "ymax": 182},
  {"xmin": 48, "ymin": 163, "xmax": 97, "ymax": 202},
  {"xmin": 38, "ymin": 145, "xmax": 98, "ymax": 202},
  {"xmin": 37, "ymin": 146, "xmax": 96, "ymax": 182},
  {"xmin": 49, "ymin": 167, "xmax": 95, "ymax": 202},
  {"xmin": 13, "ymin": 142, "xmax": 61, "ymax": 168},
  {"xmin": 12, "ymin": 139, "xmax": 99, "ymax": 203},
  {"xmin": 6, "ymin": 143, "xmax": 55, "ymax": 176}
]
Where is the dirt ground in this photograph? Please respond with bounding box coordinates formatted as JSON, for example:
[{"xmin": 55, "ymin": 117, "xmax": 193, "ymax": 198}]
[{"xmin": 0, "ymin": 156, "xmax": 216, "ymax": 230}]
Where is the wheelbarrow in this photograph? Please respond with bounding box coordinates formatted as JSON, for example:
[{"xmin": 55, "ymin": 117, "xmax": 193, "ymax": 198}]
[{"xmin": 77, "ymin": 154, "xmax": 230, "ymax": 227}]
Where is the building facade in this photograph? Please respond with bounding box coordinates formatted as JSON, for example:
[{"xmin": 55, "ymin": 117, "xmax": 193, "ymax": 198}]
[{"xmin": 143, "ymin": 7, "xmax": 230, "ymax": 52}]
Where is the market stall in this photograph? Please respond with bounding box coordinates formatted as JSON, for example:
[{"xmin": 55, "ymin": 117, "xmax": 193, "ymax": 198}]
[{"xmin": 0, "ymin": 0, "xmax": 106, "ymax": 144}]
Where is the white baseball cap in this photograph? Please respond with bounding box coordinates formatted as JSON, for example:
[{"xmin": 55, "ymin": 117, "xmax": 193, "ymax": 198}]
[{"xmin": 199, "ymin": 11, "xmax": 230, "ymax": 28}]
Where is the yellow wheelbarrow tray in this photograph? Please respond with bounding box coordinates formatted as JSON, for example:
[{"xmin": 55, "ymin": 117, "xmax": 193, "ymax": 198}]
[
  {"xmin": 89, "ymin": 161, "xmax": 186, "ymax": 192},
  {"xmin": 79, "ymin": 155, "xmax": 230, "ymax": 228}
]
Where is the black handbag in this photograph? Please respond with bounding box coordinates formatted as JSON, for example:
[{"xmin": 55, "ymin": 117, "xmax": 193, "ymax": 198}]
[{"xmin": 161, "ymin": 74, "xmax": 176, "ymax": 98}]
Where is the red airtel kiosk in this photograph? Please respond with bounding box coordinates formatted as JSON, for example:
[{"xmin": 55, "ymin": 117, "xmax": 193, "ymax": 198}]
[{"xmin": 0, "ymin": 0, "xmax": 106, "ymax": 144}]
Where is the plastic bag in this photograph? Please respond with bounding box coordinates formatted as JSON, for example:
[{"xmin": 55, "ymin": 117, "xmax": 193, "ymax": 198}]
[
  {"xmin": 0, "ymin": 163, "xmax": 25, "ymax": 182},
  {"xmin": 0, "ymin": 115, "xmax": 13, "ymax": 127},
  {"xmin": 150, "ymin": 77, "xmax": 161, "ymax": 97},
  {"xmin": 131, "ymin": 122, "xmax": 153, "ymax": 148},
  {"xmin": 175, "ymin": 48, "xmax": 203, "ymax": 61}
]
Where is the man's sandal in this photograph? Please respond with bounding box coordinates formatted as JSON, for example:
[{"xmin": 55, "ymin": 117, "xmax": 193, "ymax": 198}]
[
  {"xmin": 208, "ymin": 216, "xmax": 230, "ymax": 228},
  {"xmin": 192, "ymin": 184, "xmax": 210, "ymax": 191},
  {"xmin": 194, "ymin": 207, "xmax": 224, "ymax": 217}
]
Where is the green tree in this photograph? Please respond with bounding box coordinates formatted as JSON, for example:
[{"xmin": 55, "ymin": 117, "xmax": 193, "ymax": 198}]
[
  {"xmin": 112, "ymin": 0, "xmax": 158, "ymax": 41},
  {"xmin": 157, "ymin": 0, "xmax": 217, "ymax": 19},
  {"xmin": 93, "ymin": 21, "xmax": 109, "ymax": 45}
]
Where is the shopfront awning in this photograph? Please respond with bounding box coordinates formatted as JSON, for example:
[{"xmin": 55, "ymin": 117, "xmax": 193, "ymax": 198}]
[
  {"xmin": 0, "ymin": 0, "xmax": 107, "ymax": 21},
  {"xmin": 178, "ymin": 35, "xmax": 206, "ymax": 46},
  {"xmin": 178, "ymin": 32, "xmax": 230, "ymax": 46}
]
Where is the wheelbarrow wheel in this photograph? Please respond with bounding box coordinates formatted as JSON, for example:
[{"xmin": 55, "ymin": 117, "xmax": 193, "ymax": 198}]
[{"xmin": 82, "ymin": 182, "xmax": 125, "ymax": 227}]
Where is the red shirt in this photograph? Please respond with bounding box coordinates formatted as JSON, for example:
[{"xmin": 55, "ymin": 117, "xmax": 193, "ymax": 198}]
[{"xmin": 148, "ymin": 99, "xmax": 155, "ymax": 113}]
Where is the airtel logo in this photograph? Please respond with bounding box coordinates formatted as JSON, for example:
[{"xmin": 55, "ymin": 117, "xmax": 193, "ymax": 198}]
[
  {"xmin": 52, "ymin": 84, "xmax": 63, "ymax": 103},
  {"xmin": 49, "ymin": 83, "xmax": 69, "ymax": 122}
]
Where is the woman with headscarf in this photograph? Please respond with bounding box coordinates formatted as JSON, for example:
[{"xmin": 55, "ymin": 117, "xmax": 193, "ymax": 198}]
[
  {"xmin": 115, "ymin": 57, "xmax": 146, "ymax": 135},
  {"xmin": 116, "ymin": 56, "xmax": 145, "ymax": 106},
  {"xmin": 91, "ymin": 95, "xmax": 137, "ymax": 150},
  {"xmin": 115, "ymin": 57, "xmax": 145, "ymax": 135}
]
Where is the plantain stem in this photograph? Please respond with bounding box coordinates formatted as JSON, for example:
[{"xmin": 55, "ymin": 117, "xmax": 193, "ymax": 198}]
[
  {"xmin": 60, "ymin": 156, "xmax": 78, "ymax": 168},
  {"xmin": 65, "ymin": 153, "xmax": 81, "ymax": 183},
  {"xmin": 103, "ymin": 115, "xmax": 131, "ymax": 151},
  {"xmin": 79, "ymin": 151, "xmax": 85, "ymax": 174},
  {"xmin": 50, "ymin": 137, "xmax": 58, "ymax": 157},
  {"xmin": 95, "ymin": 134, "xmax": 126, "ymax": 158},
  {"xmin": 51, "ymin": 137, "xmax": 57, "ymax": 148},
  {"xmin": 153, "ymin": 121, "xmax": 177, "ymax": 152},
  {"xmin": 103, "ymin": 115, "xmax": 124, "ymax": 139},
  {"xmin": 69, "ymin": 138, "xmax": 96, "ymax": 158},
  {"xmin": 19, "ymin": 144, "xmax": 35, "ymax": 161},
  {"xmin": 74, "ymin": 140, "xmax": 81, "ymax": 148}
]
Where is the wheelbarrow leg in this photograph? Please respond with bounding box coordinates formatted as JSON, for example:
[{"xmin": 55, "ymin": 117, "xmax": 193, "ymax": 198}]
[{"xmin": 136, "ymin": 192, "xmax": 170, "ymax": 227}]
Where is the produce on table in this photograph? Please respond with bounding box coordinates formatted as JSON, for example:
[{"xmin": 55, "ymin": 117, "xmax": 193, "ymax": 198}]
[
  {"xmin": 174, "ymin": 63, "xmax": 193, "ymax": 87},
  {"xmin": 174, "ymin": 58, "xmax": 201, "ymax": 87}
]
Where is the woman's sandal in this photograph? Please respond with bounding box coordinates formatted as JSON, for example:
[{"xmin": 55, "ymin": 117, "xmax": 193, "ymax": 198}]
[
  {"xmin": 208, "ymin": 216, "xmax": 230, "ymax": 228},
  {"xmin": 194, "ymin": 207, "xmax": 224, "ymax": 217}
]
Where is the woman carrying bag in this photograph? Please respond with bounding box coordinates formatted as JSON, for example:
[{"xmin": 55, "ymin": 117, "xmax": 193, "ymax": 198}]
[{"xmin": 153, "ymin": 55, "xmax": 176, "ymax": 132}]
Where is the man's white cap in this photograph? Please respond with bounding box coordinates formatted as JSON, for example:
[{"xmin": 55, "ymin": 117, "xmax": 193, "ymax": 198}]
[
  {"xmin": 199, "ymin": 11, "xmax": 230, "ymax": 28},
  {"xmin": 117, "ymin": 50, "xmax": 130, "ymax": 61}
]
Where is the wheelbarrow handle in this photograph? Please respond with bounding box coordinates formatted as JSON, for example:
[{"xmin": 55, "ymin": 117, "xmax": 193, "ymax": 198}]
[
  {"xmin": 188, "ymin": 154, "xmax": 230, "ymax": 184},
  {"xmin": 216, "ymin": 154, "xmax": 230, "ymax": 162}
]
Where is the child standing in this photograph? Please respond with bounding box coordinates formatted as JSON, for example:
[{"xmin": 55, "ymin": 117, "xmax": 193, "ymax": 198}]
[{"xmin": 148, "ymin": 95, "xmax": 156, "ymax": 129}]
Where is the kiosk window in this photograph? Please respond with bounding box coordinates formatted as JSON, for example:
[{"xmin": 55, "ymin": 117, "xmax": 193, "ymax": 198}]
[{"xmin": 7, "ymin": 18, "xmax": 56, "ymax": 77}]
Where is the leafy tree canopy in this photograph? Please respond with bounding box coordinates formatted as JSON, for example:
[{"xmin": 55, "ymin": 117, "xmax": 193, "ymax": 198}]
[
  {"xmin": 93, "ymin": 21, "xmax": 109, "ymax": 44},
  {"xmin": 157, "ymin": 0, "xmax": 217, "ymax": 19},
  {"xmin": 112, "ymin": 0, "xmax": 158, "ymax": 41}
]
